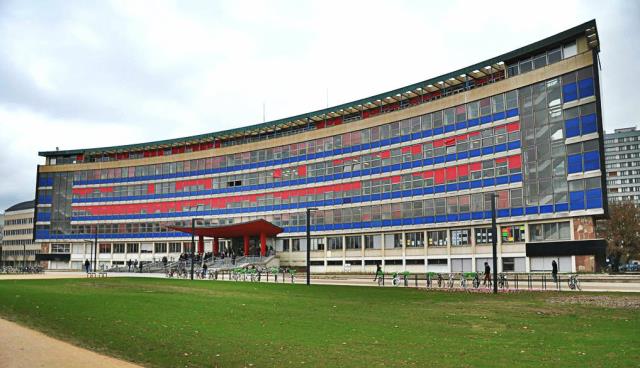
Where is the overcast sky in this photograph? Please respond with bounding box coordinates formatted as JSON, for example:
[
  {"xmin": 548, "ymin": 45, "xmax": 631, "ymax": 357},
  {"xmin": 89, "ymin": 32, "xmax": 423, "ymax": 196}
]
[{"xmin": 0, "ymin": 0, "xmax": 638, "ymax": 212}]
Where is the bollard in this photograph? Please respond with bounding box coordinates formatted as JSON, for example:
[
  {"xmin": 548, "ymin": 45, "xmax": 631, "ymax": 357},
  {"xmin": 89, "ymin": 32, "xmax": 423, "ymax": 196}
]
[
  {"xmin": 382, "ymin": 274, "xmax": 385, "ymax": 286},
  {"xmin": 543, "ymin": 274, "xmax": 546, "ymax": 290},
  {"xmin": 558, "ymin": 275, "xmax": 561, "ymax": 291},
  {"xmin": 515, "ymin": 274, "xmax": 518, "ymax": 290},
  {"xmin": 415, "ymin": 274, "xmax": 418, "ymax": 287},
  {"xmin": 527, "ymin": 274, "xmax": 532, "ymax": 290},
  {"xmin": 275, "ymin": 274, "xmax": 278, "ymax": 283},
  {"xmin": 291, "ymin": 274, "xmax": 294, "ymax": 284}
]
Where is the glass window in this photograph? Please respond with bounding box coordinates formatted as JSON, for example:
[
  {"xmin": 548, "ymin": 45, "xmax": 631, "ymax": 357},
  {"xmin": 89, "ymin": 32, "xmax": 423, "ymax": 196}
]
[
  {"xmin": 427, "ymin": 230, "xmax": 447, "ymax": 247},
  {"xmin": 501, "ymin": 225, "xmax": 525, "ymax": 243},
  {"xmin": 345, "ymin": 236, "xmax": 361, "ymax": 250},
  {"xmin": 405, "ymin": 232, "xmax": 424, "ymax": 248},
  {"xmin": 475, "ymin": 228, "xmax": 493, "ymax": 244},
  {"xmin": 451, "ymin": 229, "xmax": 471, "ymax": 246}
]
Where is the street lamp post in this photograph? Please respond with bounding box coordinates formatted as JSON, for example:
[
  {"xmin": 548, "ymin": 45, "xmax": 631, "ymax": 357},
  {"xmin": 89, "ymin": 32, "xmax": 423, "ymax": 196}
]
[
  {"xmin": 306, "ymin": 208, "xmax": 318, "ymax": 286},
  {"xmin": 490, "ymin": 193, "xmax": 498, "ymax": 294}
]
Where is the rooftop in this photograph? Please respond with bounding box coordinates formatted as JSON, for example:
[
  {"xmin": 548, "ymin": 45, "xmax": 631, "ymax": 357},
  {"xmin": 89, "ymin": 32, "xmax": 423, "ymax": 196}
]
[{"xmin": 5, "ymin": 200, "xmax": 35, "ymax": 213}]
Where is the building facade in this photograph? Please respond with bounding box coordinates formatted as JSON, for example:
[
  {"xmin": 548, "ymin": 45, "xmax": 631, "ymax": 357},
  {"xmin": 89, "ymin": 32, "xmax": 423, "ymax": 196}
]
[
  {"xmin": 35, "ymin": 21, "xmax": 607, "ymax": 273},
  {"xmin": 2, "ymin": 201, "xmax": 38, "ymax": 267},
  {"xmin": 605, "ymin": 126, "xmax": 640, "ymax": 203}
]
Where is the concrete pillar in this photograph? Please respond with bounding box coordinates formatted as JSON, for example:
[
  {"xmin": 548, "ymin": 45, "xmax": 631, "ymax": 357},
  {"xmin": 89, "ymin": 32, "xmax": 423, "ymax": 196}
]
[
  {"xmin": 243, "ymin": 235, "xmax": 249, "ymax": 256},
  {"xmin": 260, "ymin": 233, "xmax": 266, "ymax": 256}
]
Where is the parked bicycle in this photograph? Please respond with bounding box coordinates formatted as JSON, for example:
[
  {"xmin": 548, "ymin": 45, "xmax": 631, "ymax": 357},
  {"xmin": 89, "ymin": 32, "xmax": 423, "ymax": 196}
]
[
  {"xmin": 392, "ymin": 272, "xmax": 402, "ymax": 286},
  {"xmin": 472, "ymin": 272, "xmax": 481, "ymax": 288},
  {"xmin": 498, "ymin": 273, "xmax": 508, "ymax": 289},
  {"xmin": 447, "ymin": 273, "xmax": 455, "ymax": 289},
  {"xmin": 568, "ymin": 274, "xmax": 581, "ymax": 291}
]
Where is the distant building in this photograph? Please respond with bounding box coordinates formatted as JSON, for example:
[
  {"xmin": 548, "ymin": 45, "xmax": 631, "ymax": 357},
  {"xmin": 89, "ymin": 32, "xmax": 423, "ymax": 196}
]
[
  {"xmin": 0, "ymin": 213, "xmax": 4, "ymax": 266},
  {"xmin": 605, "ymin": 126, "xmax": 640, "ymax": 203},
  {"xmin": 2, "ymin": 200, "xmax": 38, "ymax": 267}
]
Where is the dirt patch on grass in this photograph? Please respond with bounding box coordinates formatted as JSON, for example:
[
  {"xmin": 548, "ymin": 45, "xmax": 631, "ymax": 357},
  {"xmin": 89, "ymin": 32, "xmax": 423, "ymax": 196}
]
[{"xmin": 547, "ymin": 295, "xmax": 640, "ymax": 309}]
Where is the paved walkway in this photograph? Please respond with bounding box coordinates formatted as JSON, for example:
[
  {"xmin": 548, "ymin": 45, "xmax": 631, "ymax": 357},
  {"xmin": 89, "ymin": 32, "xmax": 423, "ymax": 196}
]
[{"xmin": 0, "ymin": 318, "xmax": 142, "ymax": 368}]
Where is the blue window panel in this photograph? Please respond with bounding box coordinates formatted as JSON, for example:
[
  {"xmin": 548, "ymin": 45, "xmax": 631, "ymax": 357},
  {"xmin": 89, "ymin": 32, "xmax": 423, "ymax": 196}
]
[
  {"xmin": 506, "ymin": 108, "xmax": 519, "ymax": 118},
  {"xmin": 493, "ymin": 111, "xmax": 505, "ymax": 121},
  {"xmin": 447, "ymin": 214, "xmax": 459, "ymax": 222},
  {"xmin": 382, "ymin": 193, "xmax": 391, "ymax": 200},
  {"xmin": 482, "ymin": 147, "xmax": 494, "ymax": 155},
  {"xmin": 458, "ymin": 213, "xmax": 471, "ymax": 221},
  {"xmin": 370, "ymin": 141, "xmax": 381, "ymax": 149},
  {"xmin": 494, "ymin": 144, "xmax": 507, "ymax": 153},
  {"xmin": 391, "ymin": 163, "xmax": 402, "ymax": 171},
  {"xmin": 456, "ymin": 121, "xmax": 467, "ymax": 130},
  {"xmin": 445, "ymin": 124, "xmax": 455, "ymax": 133},
  {"xmin": 423, "ymin": 158, "xmax": 434, "ymax": 166},
  {"xmin": 484, "ymin": 211, "xmax": 492, "ymax": 219},
  {"xmin": 391, "ymin": 192, "xmax": 402, "ymax": 199},
  {"xmin": 402, "ymin": 218, "xmax": 414, "ymax": 226},
  {"xmin": 434, "ymin": 156, "xmax": 445, "ymax": 164},
  {"xmin": 435, "ymin": 215, "xmax": 447, "ymax": 223},
  {"xmin": 562, "ymin": 82, "xmax": 578, "ymax": 103},
  {"xmin": 480, "ymin": 115, "xmax": 492, "ymax": 124},
  {"xmin": 390, "ymin": 137, "xmax": 402, "ymax": 145},
  {"xmin": 423, "ymin": 130, "xmax": 433, "ymax": 137},
  {"xmin": 497, "ymin": 209, "xmax": 509, "ymax": 218},
  {"xmin": 565, "ymin": 117, "xmax": 580, "ymax": 138},
  {"xmin": 382, "ymin": 220, "xmax": 392, "ymax": 227},
  {"xmin": 469, "ymin": 149, "xmax": 481, "ymax": 158},
  {"xmin": 412, "ymin": 188, "xmax": 424, "ymax": 196},
  {"xmin": 570, "ymin": 191, "xmax": 585, "ymax": 210},
  {"xmin": 434, "ymin": 185, "xmax": 446, "ymax": 193},
  {"xmin": 411, "ymin": 161, "xmax": 422, "ymax": 168},
  {"xmin": 568, "ymin": 153, "xmax": 583, "ymax": 173},
  {"xmin": 509, "ymin": 141, "xmax": 521, "ymax": 153},
  {"xmin": 414, "ymin": 217, "xmax": 426, "ymax": 225},
  {"xmin": 446, "ymin": 183, "xmax": 458, "ymax": 192},
  {"xmin": 401, "ymin": 134, "xmax": 411, "ymax": 143},
  {"xmin": 371, "ymin": 194, "xmax": 382, "ymax": 201},
  {"xmin": 371, "ymin": 220, "xmax": 382, "ymax": 228},
  {"xmin": 539, "ymin": 205, "xmax": 553, "ymax": 214},
  {"xmin": 424, "ymin": 216, "xmax": 435, "ymax": 224},
  {"xmin": 433, "ymin": 127, "xmax": 444, "ymax": 135},
  {"xmin": 525, "ymin": 206, "xmax": 538, "ymax": 215},
  {"xmin": 423, "ymin": 187, "xmax": 434, "ymax": 195},
  {"xmin": 411, "ymin": 132, "xmax": 421, "ymax": 140},
  {"xmin": 581, "ymin": 114, "xmax": 597, "ymax": 135},
  {"xmin": 334, "ymin": 173, "xmax": 344, "ymax": 180},
  {"xmin": 467, "ymin": 118, "xmax": 479, "ymax": 127},
  {"xmin": 578, "ymin": 78, "xmax": 594, "ymax": 98},
  {"xmin": 495, "ymin": 176, "xmax": 509, "ymax": 185},
  {"xmin": 401, "ymin": 190, "xmax": 412, "ymax": 197},
  {"xmin": 510, "ymin": 208, "xmax": 524, "ymax": 216},
  {"xmin": 457, "ymin": 151, "xmax": 468, "ymax": 160},
  {"xmin": 361, "ymin": 143, "xmax": 371, "ymax": 150},
  {"xmin": 470, "ymin": 180, "xmax": 482, "ymax": 189},
  {"xmin": 583, "ymin": 151, "xmax": 600, "ymax": 171},
  {"xmin": 586, "ymin": 189, "xmax": 603, "ymax": 209},
  {"xmin": 371, "ymin": 167, "xmax": 382, "ymax": 175},
  {"xmin": 401, "ymin": 162, "xmax": 412, "ymax": 170},
  {"xmin": 555, "ymin": 203, "xmax": 569, "ymax": 212},
  {"xmin": 446, "ymin": 154, "xmax": 457, "ymax": 162},
  {"xmin": 483, "ymin": 178, "xmax": 495, "ymax": 187}
]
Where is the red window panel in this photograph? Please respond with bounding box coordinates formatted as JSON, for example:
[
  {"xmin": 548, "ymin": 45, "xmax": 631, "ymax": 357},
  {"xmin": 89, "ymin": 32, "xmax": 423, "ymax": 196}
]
[
  {"xmin": 468, "ymin": 131, "xmax": 481, "ymax": 137},
  {"xmin": 76, "ymin": 154, "xmax": 84, "ymax": 162},
  {"xmin": 379, "ymin": 150, "xmax": 391, "ymax": 159},
  {"xmin": 458, "ymin": 164, "xmax": 469, "ymax": 176},
  {"xmin": 273, "ymin": 168, "xmax": 282, "ymax": 178},
  {"xmin": 332, "ymin": 159, "xmax": 343, "ymax": 165},
  {"xmin": 401, "ymin": 146, "xmax": 412, "ymax": 153},
  {"xmin": 506, "ymin": 121, "xmax": 520, "ymax": 132},
  {"xmin": 422, "ymin": 170, "xmax": 434, "ymax": 178},
  {"xmin": 446, "ymin": 167, "xmax": 457, "ymax": 181},
  {"xmin": 214, "ymin": 140, "xmax": 221, "ymax": 148},
  {"xmin": 444, "ymin": 138, "xmax": 456, "ymax": 146},
  {"xmin": 433, "ymin": 139, "xmax": 444, "ymax": 148},
  {"xmin": 99, "ymin": 187, "xmax": 113, "ymax": 193},
  {"xmin": 315, "ymin": 121, "xmax": 326, "ymax": 129},
  {"xmin": 434, "ymin": 169, "xmax": 445, "ymax": 184},
  {"xmin": 494, "ymin": 124, "xmax": 507, "ymax": 132},
  {"xmin": 411, "ymin": 144, "xmax": 422, "ymax": 155},
  {"xmin": 72, "ymin": 188, "xmax": 93, "ymax": 196},
  {"xmin": 390, "ymin": 176, "xmax": 401, "ymax": 184},
  {"xmin": 508, "ymin": 155, "xmax": 522, "ymax": 169},
  {"xmin": 495, "ymin": 157, "xmax": 508, "ymax": 164},
  {"xmin": 456, "ymin": 134, "xmax": 468, "ymax": 141},
  {"xmin": 470, "ymin": 162, "xmax": 482, "ymax": 171}
]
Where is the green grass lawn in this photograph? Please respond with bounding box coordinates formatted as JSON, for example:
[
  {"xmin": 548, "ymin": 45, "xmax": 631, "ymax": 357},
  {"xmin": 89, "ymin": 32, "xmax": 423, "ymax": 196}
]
[{"xmin": 0, "ymin": 278, "xmax": 637, "ymax": 367}]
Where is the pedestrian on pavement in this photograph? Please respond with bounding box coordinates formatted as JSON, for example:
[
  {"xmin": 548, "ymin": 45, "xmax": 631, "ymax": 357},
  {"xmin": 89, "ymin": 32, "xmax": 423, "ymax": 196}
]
[
  {"xmin": 552, "ymin": 260, "xmax": 558, "ymax": 283},
  {"xmin": 84, "ymin": 259, "xmax": 91, "ymax": 273}
]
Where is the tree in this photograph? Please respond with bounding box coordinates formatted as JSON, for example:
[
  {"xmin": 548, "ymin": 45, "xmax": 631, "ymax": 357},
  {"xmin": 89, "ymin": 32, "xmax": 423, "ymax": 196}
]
[{"xmin": 597, "ymin": 201, "xmax": 640, "ymax": 271}]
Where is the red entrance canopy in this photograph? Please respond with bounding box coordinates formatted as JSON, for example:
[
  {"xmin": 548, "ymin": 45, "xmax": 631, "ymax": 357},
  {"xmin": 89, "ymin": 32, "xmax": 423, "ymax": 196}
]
[{"xmin": 168, "ymin": 219, "xmax": 283, "ymax": 238}]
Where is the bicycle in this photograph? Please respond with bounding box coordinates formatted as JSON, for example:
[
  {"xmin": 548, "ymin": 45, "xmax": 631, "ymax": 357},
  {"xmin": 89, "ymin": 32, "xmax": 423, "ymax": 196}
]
[
  {"xmin": 568, "ymin": 274, "xmax": 581, "ymax": 291},
  {"xmin": 447, "ymin": 273, "xmax": 455, "ymax": 289},
  {"xmin": 459, "ymin": 273, "xmax": 467, "ymax": 289},
  {"xmin": 436, "ymin": 273, "xmax": 444, "ymax": 288},
  {"xmin": 472, "ymin": 272, "xmax": 481, "ymax": 288},
  {"xmin": 498, "ymin": 273, "xmax": 509, "ymax": 289},
  {"xmin": 391, "ymin": 272, "xmax": 402, "ymax": 286}
]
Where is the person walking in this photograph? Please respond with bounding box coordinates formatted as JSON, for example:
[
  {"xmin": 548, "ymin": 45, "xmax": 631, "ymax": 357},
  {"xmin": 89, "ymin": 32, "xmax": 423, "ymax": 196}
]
[
  {"xmin": 202, "ymin": 263, "xmax": 208, "ymax": 278},
  {"xmin": 127, "ymin": 259, "xmax": 132, "ymax": 272},
  {"xmin": 139, "ymin": 261, "xmax": 143, "ymax": 273},
  {"xmin": 483, "ymin": 262, "xmax": 491, "ymax": 286},
  {"xmin": 84, "ymin": 259, "xmax": 91, "ymax": 273},
  {"xmin": 551, "ymin": 260, "xmax": 558, "ymax": 283},
  {"xmin": 162, "ymin": 256, "xmax": 168, "ymax": 269},
  {"xmin": 373, "ymin": 263, "xmax": 382, "ymax": 282}
]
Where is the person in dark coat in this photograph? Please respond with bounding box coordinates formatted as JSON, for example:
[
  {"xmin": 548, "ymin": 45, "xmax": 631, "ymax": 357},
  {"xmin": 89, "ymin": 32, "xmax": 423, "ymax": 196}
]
[
  {"xmin": 127, "ymin": 259, "xmax": 132, "ymax": 272},
  {"xmin": 551, "ymin": 260, "xmax": 558, "ymax": 283},
  {"xmin": 162, "ymin": 256, "xmax": 168, "ymax": 269},
  {"xmin": 84, "ymin": 259, "xmax": 91, "ymax": 273},
  {"xmin": 139, "ymin": 261, "xmax": 143, "ymax": 273},
  {"xmin": 483, "ymin": 262, "xmax": 491, "ymax": 286},
  {"xmin": 373, "ymin": 263, "xmax": 382, "ymax": 282}
]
